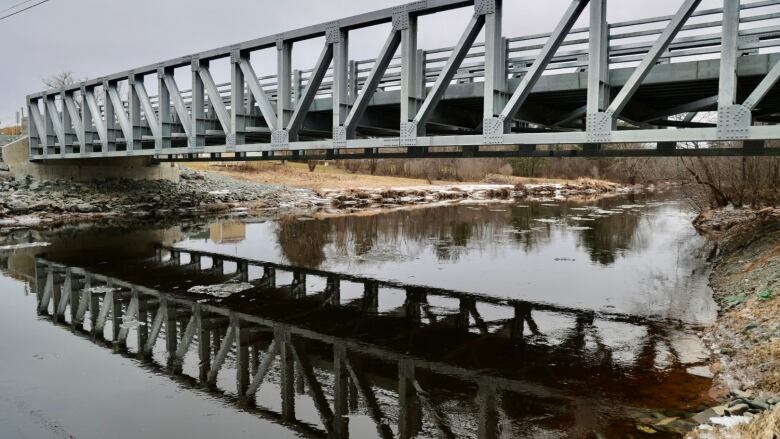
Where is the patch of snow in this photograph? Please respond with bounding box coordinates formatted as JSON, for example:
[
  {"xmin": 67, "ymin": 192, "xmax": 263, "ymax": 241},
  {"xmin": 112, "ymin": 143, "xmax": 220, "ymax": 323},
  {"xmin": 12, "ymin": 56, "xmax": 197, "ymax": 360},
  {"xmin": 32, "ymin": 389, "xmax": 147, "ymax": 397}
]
[{"xmin": 709, "ymin": 415, "xmax": 752, "ymax": 428}]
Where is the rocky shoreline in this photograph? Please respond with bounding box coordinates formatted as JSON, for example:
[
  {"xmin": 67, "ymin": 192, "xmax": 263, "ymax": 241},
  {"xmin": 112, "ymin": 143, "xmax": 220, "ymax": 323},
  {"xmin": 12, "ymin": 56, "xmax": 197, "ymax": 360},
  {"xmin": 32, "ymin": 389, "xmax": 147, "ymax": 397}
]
[
  {"xmin": 0, "ymin": 168, "xmax": 317, "ymax": 229},
  {"xmin": 684, "ymin": 207, "xmax": 780, "ymax": 438}
]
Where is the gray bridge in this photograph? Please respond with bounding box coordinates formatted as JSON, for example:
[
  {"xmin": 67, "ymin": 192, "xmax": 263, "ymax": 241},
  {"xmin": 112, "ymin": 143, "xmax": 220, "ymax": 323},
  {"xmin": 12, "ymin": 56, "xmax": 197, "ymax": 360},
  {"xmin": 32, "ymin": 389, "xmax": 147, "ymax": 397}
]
[
  {"xmin": 33, "ymin": 245, "xmax": 704, "ymax": 438},
  {"xmin": 26, "ymin": 0, "xmax": 780, "ymax": 161}
]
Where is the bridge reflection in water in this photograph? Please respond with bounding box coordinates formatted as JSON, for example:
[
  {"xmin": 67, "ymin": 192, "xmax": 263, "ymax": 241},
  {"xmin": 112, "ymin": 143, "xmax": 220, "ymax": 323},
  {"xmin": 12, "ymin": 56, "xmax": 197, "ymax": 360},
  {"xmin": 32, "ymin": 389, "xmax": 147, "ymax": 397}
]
[{"xmin": 33, "ymin": 245, "xmax": 711, "ymax": 438}]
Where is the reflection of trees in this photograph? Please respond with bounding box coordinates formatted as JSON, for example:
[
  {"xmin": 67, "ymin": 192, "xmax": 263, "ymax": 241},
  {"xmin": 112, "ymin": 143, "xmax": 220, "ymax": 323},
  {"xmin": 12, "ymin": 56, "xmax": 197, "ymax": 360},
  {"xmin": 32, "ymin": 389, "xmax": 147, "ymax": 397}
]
[
  {"xmin": 274, "ymin": 205, "xmax": 548, "ymax": 266},
  {"xmin": 276, "ymin": 217, "xmax": 332, "ymax": 267},
  {"xmin": 274, "ymin": 199, "xmax": 650, "ymax": 268},
  {"xmin": 576, "ymin": 209, "xmax": 643, "ymax": 266}
]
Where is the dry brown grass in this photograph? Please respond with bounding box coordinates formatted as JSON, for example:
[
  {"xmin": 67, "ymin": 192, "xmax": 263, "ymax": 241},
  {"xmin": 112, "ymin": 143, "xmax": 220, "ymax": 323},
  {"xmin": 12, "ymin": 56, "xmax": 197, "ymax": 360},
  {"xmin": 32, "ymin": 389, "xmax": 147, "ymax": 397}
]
[
  {"xmin": 185, "ymin": 161, "xmax": 461, "ymax": 190},
  {"xmin": 688, "ymin": 404, "xmax": 780, "ymax": 439}
]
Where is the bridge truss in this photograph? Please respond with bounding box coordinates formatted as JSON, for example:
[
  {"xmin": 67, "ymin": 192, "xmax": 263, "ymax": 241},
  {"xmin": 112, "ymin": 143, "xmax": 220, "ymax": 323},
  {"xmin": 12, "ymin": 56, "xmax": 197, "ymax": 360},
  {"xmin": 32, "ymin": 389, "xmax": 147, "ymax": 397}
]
[
  {"xmin": 34, "ymin": 245, "xmax": 701, "ymax": 437},
  {"xmin": 26, "ymin": 0, "xmax": 780, "ymax": 161}
]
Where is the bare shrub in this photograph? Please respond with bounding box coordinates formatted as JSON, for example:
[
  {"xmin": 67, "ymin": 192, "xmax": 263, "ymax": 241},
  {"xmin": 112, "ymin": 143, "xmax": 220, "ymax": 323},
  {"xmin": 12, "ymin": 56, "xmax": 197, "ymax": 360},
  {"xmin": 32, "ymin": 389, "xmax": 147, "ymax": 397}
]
[{"xmin": 679, "ymin": 156, "xmax": 780, "ymax": 208}]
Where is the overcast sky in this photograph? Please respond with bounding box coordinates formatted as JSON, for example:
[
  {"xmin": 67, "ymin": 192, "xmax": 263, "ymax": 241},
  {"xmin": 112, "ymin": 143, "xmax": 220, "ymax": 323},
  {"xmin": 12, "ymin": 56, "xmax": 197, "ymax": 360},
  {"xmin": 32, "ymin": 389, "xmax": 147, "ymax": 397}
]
[{"xmin": 0, "ymin": 0, "xmax": 726, "ymax": 127}]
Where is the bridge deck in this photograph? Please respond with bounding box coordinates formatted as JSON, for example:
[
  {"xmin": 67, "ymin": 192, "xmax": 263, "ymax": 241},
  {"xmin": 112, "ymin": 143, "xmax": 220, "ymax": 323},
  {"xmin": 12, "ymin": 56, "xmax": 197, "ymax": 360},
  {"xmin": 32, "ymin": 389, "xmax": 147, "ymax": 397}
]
[{"xmin": 26, "ymin": 0, "xmax": 780, "ymax": 160}]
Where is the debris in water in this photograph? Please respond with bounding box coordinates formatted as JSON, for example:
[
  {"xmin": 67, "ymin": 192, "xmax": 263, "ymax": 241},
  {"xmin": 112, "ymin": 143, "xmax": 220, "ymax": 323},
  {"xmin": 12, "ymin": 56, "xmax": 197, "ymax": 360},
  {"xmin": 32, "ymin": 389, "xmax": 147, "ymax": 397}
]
[
  {"xmin": 0, "ymin": 242, "xmax": 51, "ymax": 250},
  {"xmin": 188, "ymin": 282, "xmax": 254, "ymax": 298}
]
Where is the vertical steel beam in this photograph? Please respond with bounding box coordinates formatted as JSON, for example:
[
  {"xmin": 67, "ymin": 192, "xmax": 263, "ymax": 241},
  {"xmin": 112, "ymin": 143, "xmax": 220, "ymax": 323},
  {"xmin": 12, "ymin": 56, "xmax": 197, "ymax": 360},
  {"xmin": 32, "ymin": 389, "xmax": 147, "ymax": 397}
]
[
  {"xmin": 42, "ymin": 96, "xmax": 54, "ymax": 156},
  {"xmin": 230, "ymin": 49, "xmax": 246, "ymax": 150},
  {"xmin": 128, "ymin": 74, "xmax": 142, "ymax": 151},
  {"xmin": 61, "ymin": 91, "xmax": 77, "ymax": 153},
  {"xmin": 276, "ymin": 38, "xmax": 294, "ymax": 142},
  {"xmin": 477, "ymin": 382, "xmax": 499, "ymax": 439},
  {"xmin": 718, "ymin": 0, "xmax": 740, "ymax": 110},
  {"xmin": 333, "ymin": 344, "xmax": 350, "ymax": 438},
  {"xmin": 483, "ymin": 0, "xmax": 507, "ymax": 121},
  {"xmin": 277, "ymin": 327, "xmax": 295, "ymax": 421},
  {"xmin": 398, "ymin": 358, "xmax": 422, "ymax": 439},
  {"xmin": 400, "ymin": 12, "xmax": 421, "ymax": 125},
  {"xmin": 79, "ymin": 85, "xmax": 94, "ymax": 153},
  {"xmin": 587, "ymin": 0, "xmax": 609, "ymax": 115},
  {"xmin": 191, "ymin": 59, "xmax": 206, "ymax": 152},
  {"xmin": 101, "ymin": 81, "xmax": 116, "ymax": 153},
  {"xmin": 331, "ymin": 24, "xmax": 350, "ymax": 140},
  {"xmin": 157, "ymin": 68, "xmax": 172, "ymax": 151}
]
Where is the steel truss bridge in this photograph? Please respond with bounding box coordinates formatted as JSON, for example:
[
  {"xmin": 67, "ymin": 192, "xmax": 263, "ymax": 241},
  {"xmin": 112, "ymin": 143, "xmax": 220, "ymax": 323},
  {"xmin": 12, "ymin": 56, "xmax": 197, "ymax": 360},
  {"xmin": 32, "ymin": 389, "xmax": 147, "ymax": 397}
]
[
  {"xmin": 24, "ymin": 0, "xmax": 780, "ymax": 162},
  {"xmin": 33, "ymin": 246, "xmax": 706, "ymax": 438}
]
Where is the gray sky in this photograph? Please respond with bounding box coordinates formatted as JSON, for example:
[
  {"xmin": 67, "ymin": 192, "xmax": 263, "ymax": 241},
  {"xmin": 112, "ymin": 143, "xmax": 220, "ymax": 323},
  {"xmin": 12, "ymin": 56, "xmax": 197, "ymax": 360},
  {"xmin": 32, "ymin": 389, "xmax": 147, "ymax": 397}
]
[{"xmin": 0, "ymin": 0, "xmax": 725, "ymax": 127}]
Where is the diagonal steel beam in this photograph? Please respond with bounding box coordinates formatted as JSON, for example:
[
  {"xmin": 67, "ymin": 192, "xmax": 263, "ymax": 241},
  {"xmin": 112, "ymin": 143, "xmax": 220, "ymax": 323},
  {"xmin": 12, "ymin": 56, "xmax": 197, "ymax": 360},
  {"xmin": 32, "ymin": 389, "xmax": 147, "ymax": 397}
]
[
  {"xmin": 132, "ymin": 80, "xmax": 160, "ymax": 140},
  {"xmin": 207, "ymin": 323, "xmax": 236, "ymax": 383},
  {"xmin": 413, "ymin": 15, "xmax": 486, "ymax": 133},
  {"xmin": 144, "ymin": 298, "xmax": 167, "ymax": 354},
  {"xmin": 63, "ymin": 94, "xmax": 84, "ymax": 147},
  {"xmin": 56, "ymin": 269, "xmax": 72, "ymax": 316},
  {"xmin": 286, "ymin": 43, "xmax": 334, "ymax": 139},
  {"xmin": 245, "ymin": 339, "xmax": 279, "ymax": 397},
  {"xmin": 238, "ymin": 58, "xmax": 278, "ymax": 132},
  {"xmin": 290, "ymin": 340, "xmax": 334, "ymax": 430},
  {"xmin": 606, "ymin": 0, "xmax": 702, "ymax": 117},
  {"xmin": 640, "ymin": 95, "xmax": 717, "ymax": 122},
  {"xmin": 117, "ymin": 292, "xmax": 139, "ymax": 343},
  {"xmin": 174, "ymin": 310, "xmax": 198, "ymax": 362},
  {"xmin": 83, "ymin": 89, "xmax": 106, "ymax": 145},
  {"xmin": 743, "ymin": 58, "xmax": 780, "ymax": 110},
  {"xmin": 198, "ymin": 66, "xmax": 232, "ymax": 135},
  {"xmin": 107, "ymin": 85, "xmax": 133, "ymax": 141},
  {"xmin": 162, "ymin": 74, "xmax": 192, "ymax": 139},
  {"xmin": 343, "ymin": 29, "xmax": 402, "ymax": 138},
  {"xmin": 28, "ymin": 101, "xmax": 45, "ymax": 147},
  {"xmin": 344, "ymin": 355, "xmax": 394, "ymax": 439},
  {"xmin": 95, "ymin": 288, "xmax": 115, "ymax": 333},
  {"xmin": 45, "ymin": 97, "xmax": 66, "ymax": 147},
  {"xmin": 499, "ymin": 0, "xmax": 589, "ymax": 125}
]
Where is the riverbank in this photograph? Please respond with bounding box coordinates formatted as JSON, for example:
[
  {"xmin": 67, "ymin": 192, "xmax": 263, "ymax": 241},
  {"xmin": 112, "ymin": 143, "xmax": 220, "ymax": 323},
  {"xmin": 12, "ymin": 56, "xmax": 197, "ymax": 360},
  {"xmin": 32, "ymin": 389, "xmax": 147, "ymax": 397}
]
[
  {"xmin": 686, "ymin": 207, "xmax": 780, "ymax": 438},
  {"xmin": 189, "ymin": 161, "xmax": 635, "ymax": 214},
  {"xmin": 0, "ymin": 163, "xmax": 635, "ymax": 229}
]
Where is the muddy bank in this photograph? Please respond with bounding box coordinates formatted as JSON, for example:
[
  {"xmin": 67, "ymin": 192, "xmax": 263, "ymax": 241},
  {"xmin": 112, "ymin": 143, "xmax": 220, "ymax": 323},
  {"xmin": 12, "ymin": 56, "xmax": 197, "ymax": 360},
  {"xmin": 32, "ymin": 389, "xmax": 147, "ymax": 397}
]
[
  {"xmin": 0, "ymin": 167, "xmax": 317, "ymax": 229},
  {"xmin": 685, "ymin": 207, "xmax": 780, "ymax": 437},
  {"xmin": 318, "ymin": 178, "xmax": 634, "ymax": 213}
]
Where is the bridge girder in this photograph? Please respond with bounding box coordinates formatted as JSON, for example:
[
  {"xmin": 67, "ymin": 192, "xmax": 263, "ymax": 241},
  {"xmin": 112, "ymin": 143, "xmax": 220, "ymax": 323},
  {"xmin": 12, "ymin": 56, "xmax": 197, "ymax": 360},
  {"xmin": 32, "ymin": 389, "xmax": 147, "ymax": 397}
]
[{"xmin": 26, "ymin": 0, "xmax": 780, "ymax": 161}]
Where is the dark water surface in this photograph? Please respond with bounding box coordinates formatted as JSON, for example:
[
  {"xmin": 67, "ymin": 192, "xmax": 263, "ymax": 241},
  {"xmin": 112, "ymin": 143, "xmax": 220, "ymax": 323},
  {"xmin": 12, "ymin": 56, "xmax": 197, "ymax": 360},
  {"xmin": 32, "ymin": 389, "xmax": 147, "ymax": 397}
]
[{"xmin": 0, "ymin": 193, "xmax": 718, "ymax": 438}]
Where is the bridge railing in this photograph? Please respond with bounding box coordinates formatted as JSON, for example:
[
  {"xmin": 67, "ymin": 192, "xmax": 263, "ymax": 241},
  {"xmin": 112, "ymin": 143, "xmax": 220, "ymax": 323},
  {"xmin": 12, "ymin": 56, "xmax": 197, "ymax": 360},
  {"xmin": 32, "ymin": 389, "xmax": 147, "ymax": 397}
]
[{"xmin": 26, "ymin": 0, "xmax": 780, "ymax": 161}]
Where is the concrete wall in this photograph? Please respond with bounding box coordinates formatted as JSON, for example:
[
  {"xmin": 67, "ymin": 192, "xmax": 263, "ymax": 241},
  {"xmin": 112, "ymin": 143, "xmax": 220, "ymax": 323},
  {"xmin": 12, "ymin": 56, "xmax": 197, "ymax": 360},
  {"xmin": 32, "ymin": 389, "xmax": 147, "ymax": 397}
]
[{"xmin": 2, "ymin": 137, "xmax": 179, "ymax": 182}]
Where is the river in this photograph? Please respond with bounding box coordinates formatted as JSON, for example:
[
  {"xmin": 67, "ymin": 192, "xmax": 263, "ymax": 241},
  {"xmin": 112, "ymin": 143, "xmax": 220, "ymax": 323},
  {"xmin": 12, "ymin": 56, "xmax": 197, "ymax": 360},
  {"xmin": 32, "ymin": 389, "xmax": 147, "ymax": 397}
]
[{"xmin": 0, "ymin": 192, "xmax": 718, "ymax": 438}]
